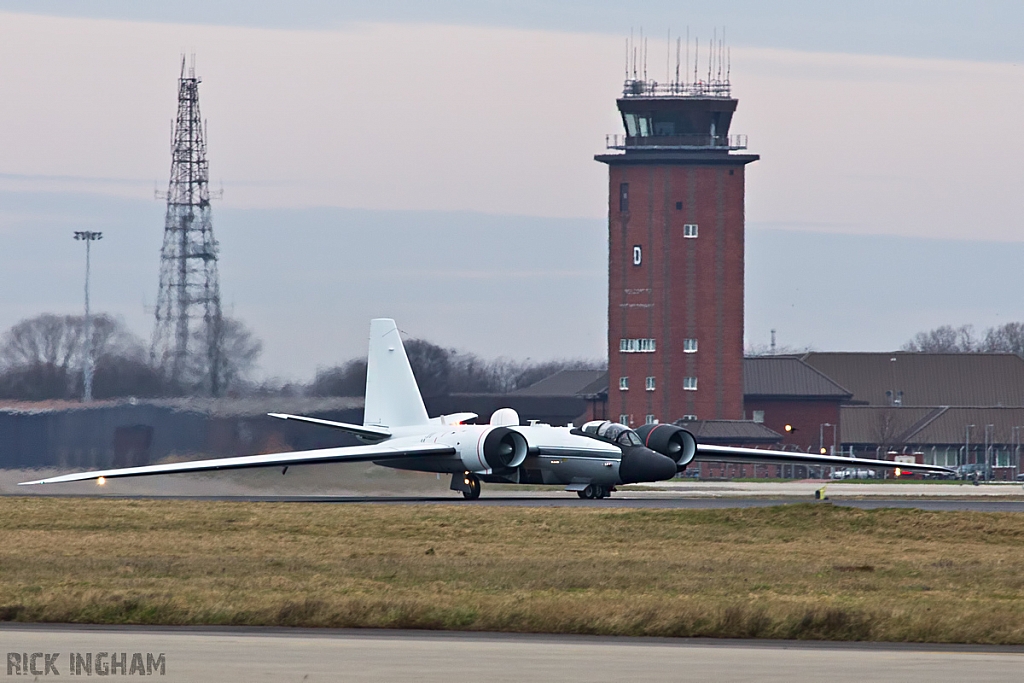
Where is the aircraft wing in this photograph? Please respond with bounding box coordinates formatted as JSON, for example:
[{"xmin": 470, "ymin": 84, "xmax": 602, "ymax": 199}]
[
  {"xmin": 695, "ymin": 444, "xmax": 953, "ymax": 475},
  {"xmin": 268, "ymin": 413, "xmax": 391, "ymax": 440},
  {"xmin": 18, "ymin": 442, "xmax": 455, "ymax": 485}
]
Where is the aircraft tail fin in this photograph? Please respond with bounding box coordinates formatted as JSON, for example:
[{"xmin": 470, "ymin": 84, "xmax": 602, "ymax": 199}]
[{"xmin": 363, "ymin": 319, "xmax": 430, "ymax": 428}]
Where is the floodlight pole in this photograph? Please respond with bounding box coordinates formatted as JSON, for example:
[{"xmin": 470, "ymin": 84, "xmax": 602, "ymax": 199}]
[
  {"xmin": 74, "ymin": 231, "xmax": 103, "ymax": 402},
  {"xmin": 964, "ymin": 424, "xmax": 974, "ymax": 478},
  {"xmin": 1014, "ymin": 426, "xmax": 1024, "ymax": 481},
  {"xmin": 985, "ymin": 423, "xmax": 995, "ymax": 482}
]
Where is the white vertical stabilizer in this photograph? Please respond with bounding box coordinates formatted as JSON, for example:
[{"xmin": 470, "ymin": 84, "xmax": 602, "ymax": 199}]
[{"xmin": 363, "ymin": 318, "xmax": 430, "ymax": 428}]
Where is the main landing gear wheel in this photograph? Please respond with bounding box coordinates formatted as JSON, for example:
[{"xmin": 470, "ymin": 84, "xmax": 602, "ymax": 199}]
[
  {"xmin": 577, "ymin": 485, "xmax": 608, "ymax": 499},
  {"xmin": 462, "ymin": 473, "xmax": 481, "ymax": 500}
]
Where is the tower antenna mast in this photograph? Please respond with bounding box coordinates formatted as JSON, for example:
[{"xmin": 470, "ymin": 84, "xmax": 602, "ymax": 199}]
[{"xmin": 151, "ymin": 55, "xmax": 225, "ymax": 396}]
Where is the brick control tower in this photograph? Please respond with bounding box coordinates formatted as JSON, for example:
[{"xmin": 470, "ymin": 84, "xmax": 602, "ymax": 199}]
[{"xmin": 596, "ymin": 42, "xmax": 758, "ymax": 427}]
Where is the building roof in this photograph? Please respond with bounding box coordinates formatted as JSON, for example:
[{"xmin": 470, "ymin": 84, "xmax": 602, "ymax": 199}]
[
  {"xmin": 840, "ymin": 405, "xmax": 1024, "ymax": 446},
  {"xmin": 743, "ymin": 357, "xmax": 852, "ymax": 399},
  {"xmin": 802, "ymin": 352, "xmax": 1024, "ymax": 407},
  {"xmin": 510, "ymin": 370, "xmax": 608, "ymax": 398},
  {"xmin": 673, "ymin": 419, "xmax": 782, "ymax": 444}
]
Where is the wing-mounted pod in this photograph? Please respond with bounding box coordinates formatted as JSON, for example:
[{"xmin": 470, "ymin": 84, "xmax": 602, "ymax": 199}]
[
  {"xmin": 634, "ymin": 424, "xmax": 696, "ymax": 470},
  {"xmin": 440, "ymin": 426, "xmax": 528, "ymax": 473}
]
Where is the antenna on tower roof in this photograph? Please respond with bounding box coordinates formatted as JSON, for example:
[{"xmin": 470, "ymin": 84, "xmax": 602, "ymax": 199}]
[
  {"xmin": 639, "ymin": 27, "xmax": 643, "ymax": 80},
  {"xmin": 622, "ymin": 27, "xmax": 630, "ymax": 80},
  {"xmin": 675, "ymin": 35, "xmax": 681, "ymax": 88},
  {"xmin": 666, "ymin": 28, "xmax": 670, "ymax": 85},
  {"xmin": 624, "ymin": 36, "xmax": 629, "ymax": 81},
  {"xmin": 707, "ymin": 36, "xmax": 712, "ymax": 83},
  {"xmin": 693, "ymin": 34, "xmax": 698, "ymax": 84},
  {"xmin": 643, "ymin": 34, "xmax": 648, "ymax": 82},
  {"xmin": 720, "ymin": 27, "xmax": 725, "ymax": 82},
  {"xmin": 712, "ymin": 28, "xmax": 717, "ymax": 81}
]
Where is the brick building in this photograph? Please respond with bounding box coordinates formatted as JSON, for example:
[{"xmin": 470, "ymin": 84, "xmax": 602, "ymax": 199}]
[
  {"xmin": 595, "ymin": 76, "xmax": 757, "ymax": 427},
  {"xmin": 743, "ymin": 356, "xmax": 852, "ymax": 453}
]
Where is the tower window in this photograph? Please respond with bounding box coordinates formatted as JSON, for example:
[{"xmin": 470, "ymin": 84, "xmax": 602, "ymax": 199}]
[
  {"xmin": 683, "ymin": 224, "xmax": 698, "ymax": 238},
  {"xmin": 623, "ymin": 114, "xmax": 639, "ymax": 137},
  {"xmin": 620, "ymin": 338, "xmax": 656, "ymax": 353},
  {"xmin": 682, "ymin": 414, "xmax": 698, "ymax": 422},
  {"xmin": 619, "ymin": 414, "xmax": 631, "ymax": 425},
  {"xmin": 633, "ymin": 245, "xmax": 642, "ymax": 266},
  {"xmin": 645, "ymin": 376, "xmax": 655, "ymax": 391},
  {"xmin": 729, "ymin": 169, "xmax": 735, "ymax": 176},
  {"xmin": 675, "ymin": 201, "xmax": 683, "ymax": 210},
  {"xmin": 619, "ymin": 376, "xmax": 629, "ymax": 391},
  {"xmin": 752, "ymin": 410, "xmax": 765, "ymax": 423},
  {"xmin": 645, "ymin": 414, "xmax": 658, "ymax": 424},
  {"xmin": 683, "ymin": 376, "xmax": 698, "ymax": 391},
  {"xmin": 683, "ymin": 338, "xmax": 698, "ymax": 353},
  {"xmin": 619, "ymin": 183, "xmax": 629, "ymax": 212}
]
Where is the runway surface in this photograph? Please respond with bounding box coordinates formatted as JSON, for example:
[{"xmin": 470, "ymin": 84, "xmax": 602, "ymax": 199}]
[
  {"xmin": 2, "ymin": 625, "xmax": 1022, "ymax": 682},
  {"xmin": 7, "ymin": 491, "xmax": 1024, "ymax": 511},
  {"xmin": 161, "ymin": 495, "xmax": 1024, "ymax": 512}
]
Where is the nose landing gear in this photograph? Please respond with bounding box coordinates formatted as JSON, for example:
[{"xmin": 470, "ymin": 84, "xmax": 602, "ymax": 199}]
[
  {"xmin": 451, "ymin": 472, "xmax": 482, "ymax": 500},
  {"xmin": 463, "ymin": 473, "xmax": 481, "ymax": 500}
]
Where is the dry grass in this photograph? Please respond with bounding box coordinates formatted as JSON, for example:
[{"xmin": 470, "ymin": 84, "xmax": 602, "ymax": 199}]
[{"xmin": 2, "ymin": 497, "xmax": 1024, "ymax": 643}]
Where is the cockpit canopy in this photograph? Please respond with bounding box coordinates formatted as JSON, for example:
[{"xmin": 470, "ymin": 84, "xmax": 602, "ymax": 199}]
[{"xmin": 581, "ymin": 420, "xmax": 644, "ymax": 447}]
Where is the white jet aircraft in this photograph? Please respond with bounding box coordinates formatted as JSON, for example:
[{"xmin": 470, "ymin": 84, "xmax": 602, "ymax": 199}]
[{"xmin": 20, "ymin": 319, "xmax": 953, "ymax": 498}]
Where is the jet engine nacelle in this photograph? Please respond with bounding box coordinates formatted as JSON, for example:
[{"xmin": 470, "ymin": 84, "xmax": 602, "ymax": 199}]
[
  {"xmin": 439, "ymin": 426, "xmax": 528, "ymax": 473},
  {"xmin": 634, "ymin": 424, "xmax": 696, "ymax": 469}
]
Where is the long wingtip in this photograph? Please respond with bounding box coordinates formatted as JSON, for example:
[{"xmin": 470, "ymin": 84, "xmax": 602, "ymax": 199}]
[{"xmin": 17, "ymin": 480, "xmax": 44, "ymax": 486}]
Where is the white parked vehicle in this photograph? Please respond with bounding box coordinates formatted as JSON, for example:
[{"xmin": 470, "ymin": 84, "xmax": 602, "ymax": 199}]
[{"xmin": 831, "ymin": 467, "xmax": 877, "ymax": 480}]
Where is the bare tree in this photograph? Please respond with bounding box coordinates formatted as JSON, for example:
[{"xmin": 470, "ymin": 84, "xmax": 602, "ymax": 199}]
[
  {"xmin": 902, "ymin": 324, "xmax": 978, "ymax": 353},
  {"xmin": 0, "ymin": 313, "xmax": 150, "ymax": 400},
  {"xmin": 182, "ymin": 316, "xmax": 263, "ymax": 396},
  {"xmin": 309, "ymin": 336, "xmax": 605, "ymax": 397},
  {"xmin": 744, "ymin": 343, "xmax": 810, "ymax": 357},
  {"xmin": 404, "ymin": 338, "xmax": 453, "ymax": 398},
  {"xmin": 871, "ymin": 409, "xmax": 905, "ymax": 454},
  {"xmin": 903, "ymin": 322, "xmax": 1024, "ymax": 358},
  {"xmin": 310, "ymin": 359, "xmax": 367, "ymax": 397},
  {"xmin": 981, "ymin": 322, "xmax": 1024, "ymax": 356}
]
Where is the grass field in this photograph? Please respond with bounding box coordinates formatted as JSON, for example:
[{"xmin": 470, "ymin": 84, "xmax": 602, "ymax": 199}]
[{"xmin": 2, "ymin": 497, "xmax": 1024, "ymax": 643}]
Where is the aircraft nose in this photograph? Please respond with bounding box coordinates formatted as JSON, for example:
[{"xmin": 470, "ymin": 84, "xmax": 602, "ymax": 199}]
[{"xmin": 619, "ymin": 447, "xmax": 678, "ymax": 484}]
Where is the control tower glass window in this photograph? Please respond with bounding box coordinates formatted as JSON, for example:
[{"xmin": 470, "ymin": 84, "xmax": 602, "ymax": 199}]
[
  {"xmin": 624, "ymin": 114, "xmax": 639, "ymax": 137},
  {"xmin": 619, "ymin": 183, "xmax": 629, "ymax": 212},
  {"xmin": 654, "ymin": 121, "xmax": 675, "ymax": 136}
]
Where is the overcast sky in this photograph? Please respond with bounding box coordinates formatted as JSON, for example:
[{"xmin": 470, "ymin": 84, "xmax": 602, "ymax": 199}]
[{"xmin": 0, "ymin": 3, "xmax": 1021, "ymax": 379}]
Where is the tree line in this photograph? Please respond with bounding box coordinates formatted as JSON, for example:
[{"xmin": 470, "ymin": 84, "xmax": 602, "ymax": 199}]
[
  {"xmin": 309, "ymin": 339, "xmax": 604, "ymax": 398},
  {"xmin": 0, "ymin": 313, "xmax": 602, "ymax": 401},
  {"xmin": 0, "ymin": 313, "xmax": 261, "ymax": 400},
  {"xmin": 902, "ymin": 322, "xmax": 1024, "ymax": 356}
]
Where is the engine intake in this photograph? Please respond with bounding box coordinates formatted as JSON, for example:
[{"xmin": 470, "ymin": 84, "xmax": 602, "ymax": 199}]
[
  {"xmin": 634, "ymin": 424, "xmax": 696, "ymax": 469},
  {"xmin": 458, "ymin": 426, "xmax": 528, "ymax": 472}
]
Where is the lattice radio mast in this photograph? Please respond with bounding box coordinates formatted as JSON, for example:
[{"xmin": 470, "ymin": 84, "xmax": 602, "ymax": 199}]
[{"xmin": 151, "ymin": 56, "xmax": 224, "ymax": 396}]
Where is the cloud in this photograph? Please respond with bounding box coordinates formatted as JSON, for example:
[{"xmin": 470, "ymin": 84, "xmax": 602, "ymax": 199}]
[{"xmin": 1, "ymin": 12, "xmax": 1022, "ymax": 241}]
